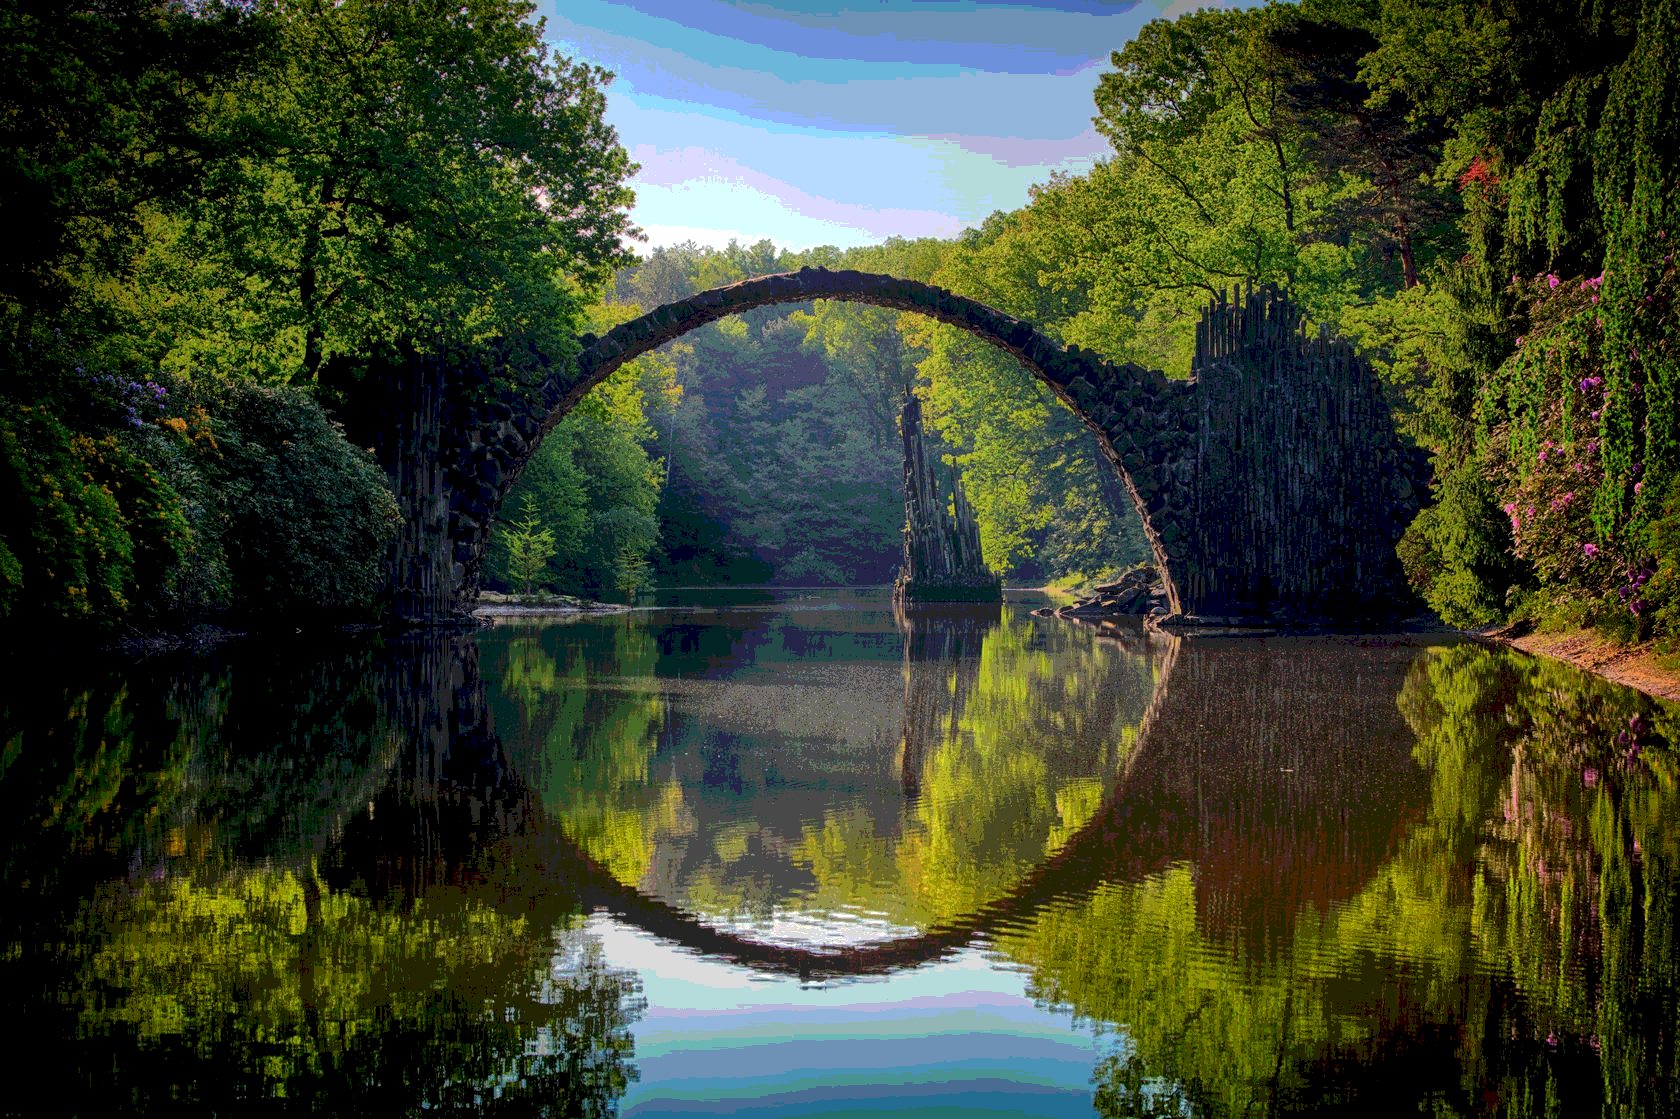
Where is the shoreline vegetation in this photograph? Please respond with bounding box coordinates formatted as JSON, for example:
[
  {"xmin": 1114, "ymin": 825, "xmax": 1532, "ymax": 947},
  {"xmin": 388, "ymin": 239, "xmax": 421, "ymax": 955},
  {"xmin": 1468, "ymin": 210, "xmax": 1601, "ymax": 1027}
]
[
  {"xmin": 1041, "ymin": 575, "xmax": 1680, "ymax": 704},
  {"xmin": 1479, "ymin": 622, "xmax": 1680, "ymax": 704}
]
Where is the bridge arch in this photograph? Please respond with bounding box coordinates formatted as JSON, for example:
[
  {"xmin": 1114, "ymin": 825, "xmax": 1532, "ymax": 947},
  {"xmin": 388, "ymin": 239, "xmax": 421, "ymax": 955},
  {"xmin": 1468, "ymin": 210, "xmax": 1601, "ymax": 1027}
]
[
  {"xmin": 410, "ymin": 273, "xmax": 1424, "ymax": 628},
  {"xmin": 482, "ymin": 269, "xmax": 1192, "ymax": 611}
]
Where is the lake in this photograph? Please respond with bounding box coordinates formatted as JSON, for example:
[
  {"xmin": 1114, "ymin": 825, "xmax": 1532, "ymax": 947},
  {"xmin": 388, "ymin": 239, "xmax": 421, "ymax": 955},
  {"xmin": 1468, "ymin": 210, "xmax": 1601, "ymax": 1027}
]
[{"xmin": 5, "ymin": 588, "xmax": 1678, "ymax": 1116}]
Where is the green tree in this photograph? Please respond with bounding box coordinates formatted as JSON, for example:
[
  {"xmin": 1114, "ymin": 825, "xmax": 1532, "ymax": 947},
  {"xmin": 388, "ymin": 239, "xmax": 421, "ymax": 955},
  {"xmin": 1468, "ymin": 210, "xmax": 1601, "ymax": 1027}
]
[
  {"xmin": 611, "ymin": 244, "xmax": 907, "ymax": 586},
  {"xmin": 503, "ymin": 499, "xmax": 558, "ymax": 596},
  {"xmin": 0, "ymin": 0, "xmax": 263, "ymax": 322},
  {"xmin": 1352, "ymin": 0, "xmax": 1680, "ymax": 633},
  {"xmin": 489, "ymin": 335, "xmax": 669, "ymax": 599},
  {"xmin": 151, "ymin": 0, "xmax": 637, "ymax": 384}
]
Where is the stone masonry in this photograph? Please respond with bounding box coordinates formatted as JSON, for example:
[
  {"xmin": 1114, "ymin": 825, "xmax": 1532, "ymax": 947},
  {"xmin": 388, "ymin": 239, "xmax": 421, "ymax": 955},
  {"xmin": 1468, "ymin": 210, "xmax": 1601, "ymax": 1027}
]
[{"xmin": 393, "ymin": 269, "xmax": 1424, "ymax": 626}]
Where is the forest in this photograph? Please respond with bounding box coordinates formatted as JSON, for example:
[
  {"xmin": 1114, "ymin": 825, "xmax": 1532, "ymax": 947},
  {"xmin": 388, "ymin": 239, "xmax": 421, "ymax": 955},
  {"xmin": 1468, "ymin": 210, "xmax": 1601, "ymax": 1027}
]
[{"xmin": 2, "ymin": 0, "xmax": 1677, "ymax": 648}]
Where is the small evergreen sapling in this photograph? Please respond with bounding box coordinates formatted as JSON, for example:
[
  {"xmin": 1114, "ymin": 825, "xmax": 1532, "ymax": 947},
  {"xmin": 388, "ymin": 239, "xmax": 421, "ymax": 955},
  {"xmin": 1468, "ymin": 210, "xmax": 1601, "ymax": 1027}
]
[{"xmin": 504, "ymin": 500, "xmax": 558, "ymax": 597}]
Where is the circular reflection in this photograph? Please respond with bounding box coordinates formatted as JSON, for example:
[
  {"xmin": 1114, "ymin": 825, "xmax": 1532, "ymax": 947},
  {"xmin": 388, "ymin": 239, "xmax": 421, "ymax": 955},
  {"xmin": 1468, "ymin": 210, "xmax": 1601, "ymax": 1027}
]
[{"xmin": 483, "ymin": 600, "xmax": 1160, "ymax": 951}]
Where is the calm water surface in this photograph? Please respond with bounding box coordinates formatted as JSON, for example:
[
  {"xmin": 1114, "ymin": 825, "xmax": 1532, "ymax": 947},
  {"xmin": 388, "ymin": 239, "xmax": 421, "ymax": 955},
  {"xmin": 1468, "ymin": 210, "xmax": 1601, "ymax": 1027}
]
[{"xmin": 6, "ymin": 588, "xmax": 1679, "ymax": 1116}]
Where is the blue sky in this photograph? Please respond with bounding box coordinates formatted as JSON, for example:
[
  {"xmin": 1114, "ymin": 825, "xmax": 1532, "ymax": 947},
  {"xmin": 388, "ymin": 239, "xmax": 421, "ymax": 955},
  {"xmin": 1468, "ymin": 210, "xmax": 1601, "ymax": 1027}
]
[{"xmin": 535, "ymin": 0, "xmax": 1244, "ymax": 255}]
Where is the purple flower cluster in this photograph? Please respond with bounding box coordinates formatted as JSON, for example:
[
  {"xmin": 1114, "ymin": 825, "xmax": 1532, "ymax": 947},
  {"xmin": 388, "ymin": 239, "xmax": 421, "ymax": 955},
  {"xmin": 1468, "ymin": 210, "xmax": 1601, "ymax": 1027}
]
[
  {"xmin": 90, "ymin": 373, "xmax": 170, "ymax": 431},
  {"xmin": 1618, "ymin": 562, "xmax": 1655, "ymax": 615}
]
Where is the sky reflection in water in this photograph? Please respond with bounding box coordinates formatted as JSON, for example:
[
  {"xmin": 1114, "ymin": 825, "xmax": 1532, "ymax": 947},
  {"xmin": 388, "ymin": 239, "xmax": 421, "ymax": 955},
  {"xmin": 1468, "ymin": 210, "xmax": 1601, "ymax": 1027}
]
[{"xmin": 4, "ymin": 588, "xmax": 1679, "ymax": 1116}]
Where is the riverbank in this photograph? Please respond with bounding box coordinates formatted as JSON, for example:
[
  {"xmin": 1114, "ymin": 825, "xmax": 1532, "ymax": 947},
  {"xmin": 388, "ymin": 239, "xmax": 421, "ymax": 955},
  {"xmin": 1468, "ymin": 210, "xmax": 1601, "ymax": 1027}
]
[
  {"xmin": 85, "ymin": 593, "xmax": 625, "ymax": 657},
  {"xmin": 1475, "ymin": 623, "xmax": 1680, "ymax": 703},
  {"xmin": 472, "ymin": 591, "xmax": 630, "ymax": 618},
  {"xmin": 1029, "ymin": 578, "xmax": 1680, "ymax": 704}
]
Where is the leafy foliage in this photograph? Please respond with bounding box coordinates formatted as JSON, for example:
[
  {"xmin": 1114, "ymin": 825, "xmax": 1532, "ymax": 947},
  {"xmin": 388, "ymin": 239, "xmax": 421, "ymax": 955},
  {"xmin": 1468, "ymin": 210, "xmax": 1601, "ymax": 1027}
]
[
  {"xmin": 1353, "ymin": 0, "xmax": 1680, "ymax": 638},
  {"xmin": 204, "ymin": 382, "xmax": 399, "ymax": 620},
  {"xmin": 0, "ymin": 404, "xmax": 188, "ymax": 623},
  {"xmin": 0, "ymin": 0, "xmax": 636, "ymax": 629},
  {"xmin": 0, "ymin": 0, "xmax": 264, "ymax": 315},
  {"xmin": 600, "ymin": 240, "xmax": 911, "ymax": 586},
  {"xmin": 150, "ymin": 0, "xmax": 638, "ymax": 384},
  {"xmin": 487, "ymin": 350, "xmax": 667, "ymax": 601}
]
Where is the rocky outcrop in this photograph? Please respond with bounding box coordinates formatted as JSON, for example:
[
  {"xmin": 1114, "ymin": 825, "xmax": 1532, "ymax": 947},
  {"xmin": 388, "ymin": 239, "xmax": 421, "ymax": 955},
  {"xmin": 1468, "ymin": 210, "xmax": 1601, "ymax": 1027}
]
[
  {"xmin": 1033, "ymin": 566, "xmax": 1167, "ymax": 621},
  {"xmin": 894, "ymin": 393, "xmax": 1002, "ymax": 604}
]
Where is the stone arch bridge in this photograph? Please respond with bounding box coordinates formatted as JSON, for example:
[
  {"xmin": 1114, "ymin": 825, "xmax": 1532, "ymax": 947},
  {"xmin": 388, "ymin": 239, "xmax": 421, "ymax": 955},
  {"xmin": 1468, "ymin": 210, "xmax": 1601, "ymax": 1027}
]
[{"xmin": 373, "ymin": 270, "xmax": 1426, "ymax": 626}]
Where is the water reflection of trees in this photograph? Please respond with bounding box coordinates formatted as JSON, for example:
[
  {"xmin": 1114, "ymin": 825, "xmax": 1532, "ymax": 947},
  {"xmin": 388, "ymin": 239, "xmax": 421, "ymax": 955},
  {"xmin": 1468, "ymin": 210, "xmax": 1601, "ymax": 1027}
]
[
  {"xmin": 4, "ymin": 636, "xmax": 645, "ymax": 1117},
  {"xmin": 14, "ymin": 621, "xmax": 1680, "ymax": 1115},
  {"xmin": 488, "ymin": 607, "xmax": 1161, "ymax": 932},
  {"xmin": 992, "ymin": 639, "xmax": 1680, "ymax": 1117},
  {"xmin": 886, "ymin": 607, "xmax": 1158, "ymax": 924}
]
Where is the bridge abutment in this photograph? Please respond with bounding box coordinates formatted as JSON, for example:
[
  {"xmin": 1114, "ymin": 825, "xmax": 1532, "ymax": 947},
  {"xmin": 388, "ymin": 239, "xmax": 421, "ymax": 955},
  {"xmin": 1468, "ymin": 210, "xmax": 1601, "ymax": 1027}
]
[{"xmin": 1068, "ymin": 286, "xmax": 1428, "ymax": 625}]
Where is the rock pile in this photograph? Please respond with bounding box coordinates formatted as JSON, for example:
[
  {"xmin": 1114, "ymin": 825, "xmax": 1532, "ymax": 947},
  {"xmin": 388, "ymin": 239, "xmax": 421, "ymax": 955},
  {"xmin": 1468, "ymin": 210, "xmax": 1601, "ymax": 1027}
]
[{"xmin": 1031, "ymin": 567, "xmax": 1167, "ymax": 620}]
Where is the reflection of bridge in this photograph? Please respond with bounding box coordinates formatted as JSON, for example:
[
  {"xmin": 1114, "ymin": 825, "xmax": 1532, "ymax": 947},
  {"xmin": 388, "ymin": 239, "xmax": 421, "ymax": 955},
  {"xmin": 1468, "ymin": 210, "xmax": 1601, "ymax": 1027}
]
[
  {"xmin": 334, "ymin": 628, "xmax": 1429, "ymax": 979},
  {"xmin": 366, "ymin": 271, "xmax": 1426, "ymax": 628}
]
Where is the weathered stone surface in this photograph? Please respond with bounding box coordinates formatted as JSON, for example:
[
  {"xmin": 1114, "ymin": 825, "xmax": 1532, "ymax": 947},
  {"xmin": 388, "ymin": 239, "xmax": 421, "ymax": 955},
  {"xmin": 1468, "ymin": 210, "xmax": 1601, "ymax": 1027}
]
[
  {"xmin": 893, "ymin": 392, "xmax": 1001, "ymax": 604},
  {"xmin": 371, "ymin": 270, "xmax": 1420, "ymax": 628}
]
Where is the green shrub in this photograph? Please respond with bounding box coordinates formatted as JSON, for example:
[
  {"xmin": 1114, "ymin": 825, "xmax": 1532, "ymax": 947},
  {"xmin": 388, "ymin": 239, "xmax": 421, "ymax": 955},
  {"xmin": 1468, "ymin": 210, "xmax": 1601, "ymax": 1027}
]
[
  {"xmin": 1636, "ymin": 471, "xmax": 1680, "ymax": 641},
  {"xmin": 1399, "ymin": 463, "xmax": 1528, "ymax": 627},
  {"xmin": 0, "ymin": 406, "xmax": 188, "ymax": 625},
  {"xmin": 0, "ymin": 360, "xmax": 399, "ymax": 629},
  {"xmin": 206, "ymin": 384, "xmax": 398, "ymax": 622}
]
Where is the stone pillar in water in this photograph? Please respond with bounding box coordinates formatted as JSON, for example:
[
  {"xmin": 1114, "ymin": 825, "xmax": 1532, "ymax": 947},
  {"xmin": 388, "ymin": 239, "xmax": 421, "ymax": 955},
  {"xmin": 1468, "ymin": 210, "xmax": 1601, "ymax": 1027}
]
[{"xmin": 893, "ymin": 393, "xmax": 1002, "ymax": 604}]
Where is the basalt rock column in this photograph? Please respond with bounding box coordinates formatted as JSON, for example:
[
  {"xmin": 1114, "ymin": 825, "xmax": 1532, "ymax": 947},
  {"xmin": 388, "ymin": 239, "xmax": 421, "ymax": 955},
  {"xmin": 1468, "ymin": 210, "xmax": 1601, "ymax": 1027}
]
[
  {"xmin": 893, "ymin": 393, "xmax": 1002, "ymax": 604},
  {"xmin": 1171, "ymin": 285, "xmax": 1429, "ymax": 624},
  {"xmin": 339, "ymin": 346, "xmax": 543, "ymax": 626}
]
